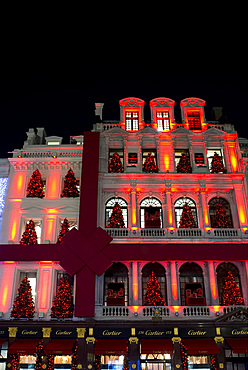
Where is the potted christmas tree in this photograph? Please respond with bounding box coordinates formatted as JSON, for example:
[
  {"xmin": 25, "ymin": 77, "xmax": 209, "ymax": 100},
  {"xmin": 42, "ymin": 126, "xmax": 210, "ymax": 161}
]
[
  {"xmin": 108, "ymin": 153, "xmax": 123, "ymax": 173},
  {"xmin": 26, "ymin": 169, "xmax": 45, "ymax": 198},
  {"xmin": 61, "ymin": 168, "xmax": 79, "ymax": 197},
  {"xmin": 106, "ymin": 203, "xmax": 125, "ymax": 228},
  {"xmin": 20, "ymin": 220, "xmax": 38, "ymax": 245},
  {"xmin": 51, "ymin": 277, "xmax": 74, "ymax": 318},
  {"xmin": 179, "ymin": 203, "xmax": 197, "ymax": 228},
  {"xmin": 221, "ymin": 271, "xmax": 244, "ymax": 305},
  {"xmin": 144, "ymin": 271, "xmax": 166, "ymax": 306},
  {"xmin": 177, "ymin": 153, "xmax": 192, "ymax": 173},
  {"xmin": 11, "ymin": 276, "xmax": 35, "ymax": 319},
  {"xmin": 143, "ymin": 153, "xmax": 158, "ymax": 173},
  {"xmin": 57, "ymin": 218, "xmax": 70, "ymax": 243},
  {"xmin": 210, "ymin": 152, "xmax": 225, "ymax": 173},
  {"xmin": 212, "ymin": 203, "xmax": 229, "ymax": 228}
]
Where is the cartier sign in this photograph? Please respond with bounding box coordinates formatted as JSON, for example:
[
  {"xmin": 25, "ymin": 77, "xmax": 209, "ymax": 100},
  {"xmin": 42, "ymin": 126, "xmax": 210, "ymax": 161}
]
[
  {"xmin": 221, "ymin": 327, "xmax": 248, "ymax": 338},
  {"xmin": 179, "ymin": 326, "xmax": 215, "ymax": 338}
]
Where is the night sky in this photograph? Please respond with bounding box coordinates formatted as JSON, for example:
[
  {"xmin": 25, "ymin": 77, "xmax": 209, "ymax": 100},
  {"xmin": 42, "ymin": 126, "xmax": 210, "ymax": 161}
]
[{"xmin": 0, "ymin": 53, "xmax": 247, "ymax": 158}]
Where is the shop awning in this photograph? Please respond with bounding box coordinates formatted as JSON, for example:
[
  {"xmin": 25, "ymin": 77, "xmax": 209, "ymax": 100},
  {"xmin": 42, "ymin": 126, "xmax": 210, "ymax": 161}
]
[
  {"xmin": 8, "ymin": 339, "xmax": 40, "ymax": 355},
  {"xmin": 140, "ymin": 339, "xmax": 173, "ymax": 354},
  {"xmin": 226, "ymin": 338, "xmax": 248, "ymax": 354},
  {"xmin": 94, "ymin": 340, "xmax": 128, "ymax": 355},
  {"xmin": 45, "ymin": 340, "xmax": 76, "ymax": 355},
  {"xmin": 183, "ymin": 339, "xmax": 219, "ymax": 355}
]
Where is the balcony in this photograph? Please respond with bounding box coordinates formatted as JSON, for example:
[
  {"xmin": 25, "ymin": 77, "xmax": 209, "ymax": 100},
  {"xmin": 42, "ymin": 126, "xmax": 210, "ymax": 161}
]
[
  {"xmin": 95, "ymin": 305, "xmax": 247, "ymax": 321},
  {"xmin": 104, "ymin": 228, "xmax": 248, "ymax": 240}
]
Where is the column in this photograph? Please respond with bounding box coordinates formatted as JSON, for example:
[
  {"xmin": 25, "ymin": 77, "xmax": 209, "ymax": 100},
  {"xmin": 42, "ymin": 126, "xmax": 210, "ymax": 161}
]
[
  {"xmin": 199, "ymin": 188, "xmax": 210, "ymax": 228},
  {"xmin": 214, "ymin": 328, "xmax": 227, "ymax": 370},
  {"xmin": 0, "ymin": 262, "xmax": 17, "ymax": 316},
  {"xmin": 86, "ymin": 328, "xmax": 95, "ymax": 370},
  {"xmin": 233, "ymin": 184, "xmax": 248, "ymax": 228},
  {"xmin": 129, "ymin": 329, "xmax": 140, "ymax": 370},
  {"xmin": 130, "ymin": 180, "xmax": 138, "ymax": 229},
  {"xmin": 208, "ymin": 262, "xmax": 219, "ymax": 305},
  {"xmin": 170, "ymin": 262, "xmax": 180, "ymax": 306},
  {"xmin": 37, "ymin": 264, "xmax": 53, "ymax": 317},
  {"xmin": 165, "ymin": 190, "xmax": 175, "ymax": 228},
  {"xmin": 171, "ymin": 328, "xmax": 183, "ymax": 370},
  {"xmin": 76, "ymin": 328, "xmax": 87, "ymax": 370},
  {"xmin": 131, "ymin": 262, "xmax": 139, "ymax": 306}
]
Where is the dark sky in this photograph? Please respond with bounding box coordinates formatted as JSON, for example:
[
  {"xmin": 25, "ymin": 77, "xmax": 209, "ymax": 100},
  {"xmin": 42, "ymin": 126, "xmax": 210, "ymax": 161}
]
[{"xmin": 0, "ymin": 51, "xmax": 247, "ymax": 158}]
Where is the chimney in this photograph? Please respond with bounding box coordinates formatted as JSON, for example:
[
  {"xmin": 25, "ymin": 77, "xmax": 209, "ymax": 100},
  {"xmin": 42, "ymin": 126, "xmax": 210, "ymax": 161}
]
[
  {"xmin": 212, "ymin": 107, "xmax": 223, "ymax": 122},
  {"xmin": 95, "ymin": 103, "xmax": 104, "ymax": 121}
]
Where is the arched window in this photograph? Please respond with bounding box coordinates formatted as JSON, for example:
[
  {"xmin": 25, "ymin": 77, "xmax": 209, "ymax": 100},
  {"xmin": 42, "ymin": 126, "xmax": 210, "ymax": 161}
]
[
  {"xmin": 216, "ymin": 262, "xmax": 243, "ymax": 305},
  {"xmin": 179, "ymin": 263, "xmax": 205, "ymax": 306},
  {"xmin": 209, "ymin": 197, "xmax": 233, "ymax": 228},
  {"xmin": 105, "ymin": 197, "xmax": 128, "ymax": 228},
  {"xmin": 174, "ymin": 197, "xmax": 198, "ymax": 228},
  {"xmin": 140, "ymin": 197, "xmax": 162, "ymax": 228},
  {"xmin": 142, "ymin": 262, "xmax": 167, "ymax": 305},
  {"xmin": 104, "ymin": 263, "xmax": 129, "ymax": 306}
]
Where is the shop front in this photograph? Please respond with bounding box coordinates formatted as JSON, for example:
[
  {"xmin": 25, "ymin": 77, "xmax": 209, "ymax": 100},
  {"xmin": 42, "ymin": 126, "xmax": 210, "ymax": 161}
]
[{"xmin": 0, "ymin": 323, "xmax": 247, "ymax": 370}]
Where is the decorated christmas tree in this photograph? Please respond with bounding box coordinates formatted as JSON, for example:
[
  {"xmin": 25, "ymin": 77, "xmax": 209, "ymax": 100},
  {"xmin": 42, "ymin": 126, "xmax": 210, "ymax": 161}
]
[
  {"xmin": 180, "ymin": 342, "xmax": 188, "ymax": 370},
  {"xmin": 20, "ymin": 220, "xmax": 38, "ymax": 245},
  {"xmin": 212, "ymin": 203, "xmax": 229, "ymax": 228},
  {"xmin": 144, "ymin": 271, "xmax": 166, "ymax": 306},
  {"xmin": 221, "ymin": 271, "xmax": 244, "ymax": 305},
  {"xmin": 109, "ymin": 152, "xmax": 123, "ymax": 173},
  {"xmin": 61, "ymin": 168, "xmax": 79, "ymax": 197},
  {"xmin": 210, "ymin": 152, "xmax": 225, "ymax": 173},
  {"xmin": 26, "ymin": 169, "xmax": 45, "ymax": 198},
  {"xmin": 35, "ymin": 341, "xmax": 44, "ymax": 370},
  {"xmin": 177, "ymin": 153, "xmax": 192, "ymax": 173},
  {"xmin": 11, "ymin": 276, "xmax": 35, "ymax": 319},
  {"xmin": 143, "ymin": 153, "xmax": 158, "ymax": 173},
  {"xmin": 51, "ymin": 277, "xmax": 74, "ymax": 318},
  {"xmin": 122, "ymin": 353, "xmax": 129, "ymax": 370},
  {"xmin": 106, "ymin": 203, "xmax": 125, "ymax": 228},
  {"xmin": 57, "ymin": 218, "xmax": 70, "ymax": 243},
  {"xmin": 179, "ymin": 203, "xmax": 197, "ymax": 228}
]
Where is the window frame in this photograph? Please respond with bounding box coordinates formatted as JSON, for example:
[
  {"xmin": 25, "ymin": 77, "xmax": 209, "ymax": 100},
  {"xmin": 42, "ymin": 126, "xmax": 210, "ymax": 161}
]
[
  {"xmin": 156, "ymin": 111, "xmax": 170, "ymax": 131},
  {"xmin": 104, "ymin": 262, "xmax": 129, "ymax": 306},
  {"xmin": 141, "ymin": 262, "xmax": 167, "ymax": 306},
  {"xmin": 125, "ymin": 111, "xmax": 139, "ymax": 131},
  {"xmin": 140, "ymin": 197, "xmax": 163, "ymax": 229},
  {"xmin": 187, "ymin": 110, "xmax": 202, "ymax": 130},
  {"xmin": 174, "ymin": 197, "xmax": 198, "ymax": 228},
  {"xmin": 105, "ymin": 197, "xmax": 128, "ymax": 228},
  {"xmin": 174, "ymin": 149, "xmax": 190, "ymax": 168},
  {"xmin": 207, "ymin": 148, "xmax": 224, "ymax": 170}
]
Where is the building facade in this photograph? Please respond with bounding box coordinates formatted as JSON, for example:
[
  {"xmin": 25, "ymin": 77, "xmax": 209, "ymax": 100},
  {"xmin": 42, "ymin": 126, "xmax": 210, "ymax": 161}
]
[{"xmin": 0, "ymin": 98, "xmax": 247, "ymax": 370}]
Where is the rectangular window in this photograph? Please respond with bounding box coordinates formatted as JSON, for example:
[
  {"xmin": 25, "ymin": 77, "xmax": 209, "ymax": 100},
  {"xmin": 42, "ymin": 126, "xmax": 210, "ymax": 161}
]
[
  {"xmin": 194, "ymin": 153, "xmax": 205, "ymax": 165},
  {"xmin": 23, "ymin": 219, "xmax": 42, "ymax": 244},
  {"xmin": 142, "ymin": 149, "xmax": 157, "ymax": 167},
  {"xmin": 188, "ymin": 111, "xmax": 201, "ymax": 130},
  {"xmin": 125, "ymin": 111, "xmax": 139, "ymax": 131},
  {"xmin": 19, "ymin": 271, "xmax": 37, "ymax": 303},
  {"xmin": 207, "ymin": 149, "xmax": 223, "ymax": 168},
  {"xmin": 156, "ymin": 111, "xmax": 170, "ymax": 131},
  {"xmin": 174, "ymin": 149, "xmax": 190, "ymax": 167}
]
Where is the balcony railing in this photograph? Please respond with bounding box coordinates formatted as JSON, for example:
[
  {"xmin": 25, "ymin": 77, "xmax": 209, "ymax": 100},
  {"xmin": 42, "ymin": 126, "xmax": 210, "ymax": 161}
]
[
  {"xmin": 95, "ymin": 305, "xmax": 246, "ymax": 320},
  {"xmin": 104, "ymin": 228, "xmax": 247, "ymax": 240}
]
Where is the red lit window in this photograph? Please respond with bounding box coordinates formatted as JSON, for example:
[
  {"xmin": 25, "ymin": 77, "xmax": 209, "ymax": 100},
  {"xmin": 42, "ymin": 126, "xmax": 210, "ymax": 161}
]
[
  {"xmin": 128, "ymin": 153, "xmax": 138, "ymax": 165},
  {"xmin": 188, "ymin": 111, "xmax": 201, "ymax": 130},
  {"xmin": 125, "ymin": 111, "xmax": 139, "ymax": 131},
  {"xmin": 156, "ymin": 111, "xmax": 170, "ymax": 131},
  {"xmin": 194, "ymin": 153, "xmax": 205, "ymax": 165}
]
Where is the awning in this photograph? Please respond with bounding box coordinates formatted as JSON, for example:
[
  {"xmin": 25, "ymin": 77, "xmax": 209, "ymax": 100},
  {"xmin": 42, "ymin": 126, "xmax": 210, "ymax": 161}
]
[
  {"xmin": 45, "ymin": 340, "xmax": 76, "ymax": 355},
  {"xmin": 141, "ymin": 339, "xmax": 173, "ymax": 354},
  {"xmin": 226, "ymin": 338, "xmax": 248, "ymax": 354},
  {"xmin": 94, "ymin": 340, "xmax": 127, "ymax": 355},
  {"xmin": 183, "ymin": 339, "xmax": 219, "ymax": 355},
  {"xmin": 8, "ymin": 339, "xmax": 40, "ymax": 355}
]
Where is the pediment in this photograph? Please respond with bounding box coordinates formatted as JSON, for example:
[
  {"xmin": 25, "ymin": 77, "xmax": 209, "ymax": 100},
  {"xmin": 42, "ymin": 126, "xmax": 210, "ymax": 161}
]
[
  {"xmin": 203, "ymin": 127, "xmax": 226, "ymax": 136},
  {"xmin": 138, "ymin": 126, "xmax": 159, "ymax": 135},
  {"xmin": 215, "ymin": 307, "xmax": 248, "ymax": 323},
  {"xmin": 171, "ymin": 127, "xmax": 193, "ymax": 135}
]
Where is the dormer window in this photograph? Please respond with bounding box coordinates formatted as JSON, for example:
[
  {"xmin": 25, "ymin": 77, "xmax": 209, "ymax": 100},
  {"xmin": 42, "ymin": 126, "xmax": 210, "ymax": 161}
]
[
  {"xmin": 187, "ymin": 110, "xmax": 201, "ymax": 130},
  {"xmin": 156, "ymin": 111, "xmax": 170, "ymax": 131},
  {"xmin": 125, "ymin": 111, "xmax": 139, "ymax": 131}
]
